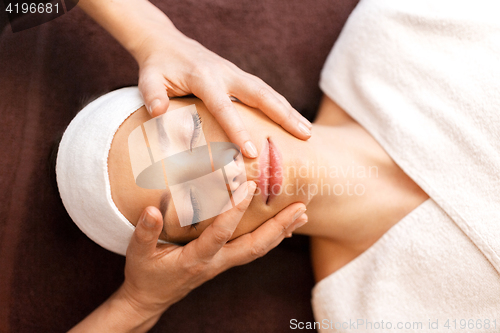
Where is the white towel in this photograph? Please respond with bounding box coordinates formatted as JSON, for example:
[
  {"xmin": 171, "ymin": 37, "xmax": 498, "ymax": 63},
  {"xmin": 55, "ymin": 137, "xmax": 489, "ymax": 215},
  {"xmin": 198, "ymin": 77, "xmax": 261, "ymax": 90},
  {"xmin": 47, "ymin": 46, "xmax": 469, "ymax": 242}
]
[
  {"xmin": 320, "ymin": 0, "xmax": 500, "ymax": 273},
  {"xmin": 312, "ymin": 199, "xmax": 500, "ymax": 331},
  {"xmin": 56, "ymin": 87, "xmax": 144, "ymax": 256},
  {"xmin": 312, "ymin": 0, "xmax": 500, "ymax": 329}
]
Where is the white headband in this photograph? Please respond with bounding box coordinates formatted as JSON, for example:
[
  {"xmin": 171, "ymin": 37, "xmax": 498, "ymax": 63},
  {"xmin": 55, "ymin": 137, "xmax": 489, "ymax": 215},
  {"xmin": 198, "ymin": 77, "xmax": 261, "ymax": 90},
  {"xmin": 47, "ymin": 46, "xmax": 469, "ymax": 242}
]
[{"xmin": 56, "ymin": 87, "xmax": 145, "ymax": 256}]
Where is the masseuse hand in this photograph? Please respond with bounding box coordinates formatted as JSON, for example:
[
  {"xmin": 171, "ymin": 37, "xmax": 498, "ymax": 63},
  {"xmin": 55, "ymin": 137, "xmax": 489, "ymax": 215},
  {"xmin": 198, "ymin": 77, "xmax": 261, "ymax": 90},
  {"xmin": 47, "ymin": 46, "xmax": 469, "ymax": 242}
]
[
  {"xmin": 122, "ymin": 182, "xmax": 307, "ymax": 330},
  {"xmin": 135, "ymin": 33, "xmax": 312, "ymax": 158},
  {"xmin": 78, "ymin": 0, "xmax": 312, "ymax": 158},
  {"xmin": 71, "ymin": 181, "xmax": 308, "ymax": 332}
]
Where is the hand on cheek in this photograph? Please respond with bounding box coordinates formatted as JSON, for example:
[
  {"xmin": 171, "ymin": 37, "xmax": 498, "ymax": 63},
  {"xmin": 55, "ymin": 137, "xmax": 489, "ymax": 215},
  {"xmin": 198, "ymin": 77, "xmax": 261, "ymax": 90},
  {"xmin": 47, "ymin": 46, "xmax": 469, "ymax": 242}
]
[{"xmin": 120, "ymin": 181, "xmax": 308, "ymax": 318}]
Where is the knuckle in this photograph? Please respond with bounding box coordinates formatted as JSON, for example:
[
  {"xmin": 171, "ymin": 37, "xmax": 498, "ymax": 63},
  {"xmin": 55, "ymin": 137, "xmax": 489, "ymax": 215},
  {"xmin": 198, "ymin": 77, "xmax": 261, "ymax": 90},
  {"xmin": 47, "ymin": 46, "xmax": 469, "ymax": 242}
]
[
  {"xmin": 230, "ymin": 126, "xmax": 246, "ymax": 138},
  {"xmin": 191, "ymin": 62, "xmax": 215, "ymax": 79},
  {"xmin": 181, "ymin": 255, "xmax": 209, "ymax": 276},
  {"xmin": 138, "ymin": 70, "xmax": 156, "ymax": 86},
  {"xmin": 185, "ymin": 262, "xmax": 206, "ymax": 276},
  {"xmin": 255, "ymin": 85, "xmax": 270, "ymax": 101},
  {"xmin": 212, "ymin": 225, "xmax": 233, "ymax": 244},
  {"xmin": 133, "ymin": 227, "xmax": 151, "ymax": 244},
  {"xmin": 248, "ymin": 74, "xmax": 265, "ymax": 85},
  {"xmin": 265, "ymin": 215, "xmax": 287, "ymax": 235},
  {"xmin": 276, "ymin": 108, "xmax": 294, "ymax": 126},
  {"xmin": 137, "ymin": 82, "xmax": 151, "ymax": 98},
  {"xmin": 138, "ymin": 66, "xmax": 154, "ymax": 79},
  {"xmin": 250, "ymin": 242, "xmax": 268, "ymax": 259},
  {"xmin": 276, "ymin": 93, "xmax": 292, "ymax": 108},
  {"xmin": 222, "ymin": 59, "xmax": 240, "ymax": 71},
  {"xmin": 235, "ymin": 198, "xmax": 251, "ymax": 213},
  {"xmin": 212, "ymin": 99, "xmax": 234, "ymax": 115},
  {"xmin": 138, "ymin": 82, "xmax": 163, "ymax": 102},
  {"xmin": 275, "ymin": 220, "xmax": 288, "ymax": 235}
]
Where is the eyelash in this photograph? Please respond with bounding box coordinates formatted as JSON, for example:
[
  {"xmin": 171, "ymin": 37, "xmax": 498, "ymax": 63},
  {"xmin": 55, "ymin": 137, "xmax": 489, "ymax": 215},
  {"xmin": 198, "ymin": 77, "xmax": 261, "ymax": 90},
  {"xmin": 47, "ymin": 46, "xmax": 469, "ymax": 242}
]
[
  {"xmin": 189, "ymin": 188, "xmax": 201, "ymax": 230},
  {"xmin": 190, "ymin": 113, "xmax": 203, "ymax": 151},
  {"xmin": 188, "ymin": 114, "xmax": 202, "ymax": 230}
]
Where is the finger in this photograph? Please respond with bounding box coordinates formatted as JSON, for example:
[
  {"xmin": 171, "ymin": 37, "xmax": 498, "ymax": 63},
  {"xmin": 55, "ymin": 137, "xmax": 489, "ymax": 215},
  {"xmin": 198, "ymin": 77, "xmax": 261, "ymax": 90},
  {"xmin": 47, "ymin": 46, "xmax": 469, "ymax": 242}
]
[
  {"xmin": 138, "ymin": 69, "xmax": 170, "ymax": 117},
  {"xmin": 229, "ymin": 76, "xmax": 312, "ymax": 140},
  {"xmin": 273, "ymin": 91, "xmax": 311, "ymax": 128},
  {"xmin": 232, "ymin": 72, "xmax": 312, "ymax": 132},
  {"xmin": 221, "ymin": 206, "xmax": 307, "ymax": 268},
  {"xmin": 234, "ymin": 79, "xmax": 311, "ymax": 138},
  {"xmin": 284, "ymin": 213, "xmax": 309, "ymax": 237},
  {"xmin": 194, "ymin": 84, "xmax": 258, "ymax": 158},
  {"xmin": 215, "ymin": 203, "xmax": 307, "ymax": 269},
  {"xmin": 245, "ymin": 74, "xmax": 306, "ymax": 123},
  {"xmin": 126, "ymin": 206, "xmax": 164, "ymax": 259},
  {"xmin": 186, "ymin": 181, "xmax": 257, "ymax": 262}
]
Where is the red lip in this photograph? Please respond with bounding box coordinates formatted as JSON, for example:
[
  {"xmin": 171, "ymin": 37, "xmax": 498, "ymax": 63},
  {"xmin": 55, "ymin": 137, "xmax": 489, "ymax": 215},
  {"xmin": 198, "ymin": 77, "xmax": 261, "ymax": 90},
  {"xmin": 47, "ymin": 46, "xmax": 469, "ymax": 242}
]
[{"xmin": 258, "ymin": 138, "xmax": 283, "ymax": 204}]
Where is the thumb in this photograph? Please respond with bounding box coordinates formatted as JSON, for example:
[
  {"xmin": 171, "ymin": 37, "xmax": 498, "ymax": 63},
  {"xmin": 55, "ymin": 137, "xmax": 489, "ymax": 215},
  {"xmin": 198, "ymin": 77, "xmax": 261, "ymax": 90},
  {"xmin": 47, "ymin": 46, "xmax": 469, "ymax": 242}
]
[
  {"xmin": 127, "ymin": 206, "xmax": 164, "ymax": 259},
  {"xmin": 138, "ymin": 70, "xmax": 170, "ymax": 117}
]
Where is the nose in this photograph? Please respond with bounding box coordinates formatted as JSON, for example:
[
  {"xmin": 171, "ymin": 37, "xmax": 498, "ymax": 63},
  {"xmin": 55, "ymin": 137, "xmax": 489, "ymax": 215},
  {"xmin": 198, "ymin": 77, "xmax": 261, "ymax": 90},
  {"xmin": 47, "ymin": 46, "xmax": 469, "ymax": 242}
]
[{"xmin": 224, "ymin": 154, "xmax": 246, "ymax": 192}]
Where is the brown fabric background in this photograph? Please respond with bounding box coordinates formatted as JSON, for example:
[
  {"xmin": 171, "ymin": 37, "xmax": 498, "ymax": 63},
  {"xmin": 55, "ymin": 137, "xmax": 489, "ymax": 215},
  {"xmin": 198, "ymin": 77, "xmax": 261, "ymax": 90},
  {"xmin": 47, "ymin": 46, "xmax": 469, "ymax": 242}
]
[{"xmin": 0, "ymin": 1, "xmax": 359, "ymax": 332}]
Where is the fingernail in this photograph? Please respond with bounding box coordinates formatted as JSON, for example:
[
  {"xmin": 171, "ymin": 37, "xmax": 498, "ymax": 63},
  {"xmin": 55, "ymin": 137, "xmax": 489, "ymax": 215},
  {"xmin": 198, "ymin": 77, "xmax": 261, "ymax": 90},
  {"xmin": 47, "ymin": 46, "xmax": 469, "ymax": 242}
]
[
  {"xmin": 142, "ymin": 210, "xmax": 155, "ymax": 228},
  {"xmin": 292, "ymin": 214, "xmax": 308, "ymax": 231},
  {"xmin": 293, "ymin": 208, "xmax": 307, "ymax": 222},
  {"xmin": 246, "ymin": 181, "xmax": 257, "ymax": 197},
  {"xmin": 149, "ymin": 99, "xmax": 161, "ymax": 114},
  {"xmin": 244, "ymin": 141, "xmax": 258, "ymax": 158},
  {"xmin": 300, "ymin": 117, "xmax": 312, "ymax": 129},
  {"xmin": 298, "ymin": 121, "xmax": 311, "ymax": 136}
]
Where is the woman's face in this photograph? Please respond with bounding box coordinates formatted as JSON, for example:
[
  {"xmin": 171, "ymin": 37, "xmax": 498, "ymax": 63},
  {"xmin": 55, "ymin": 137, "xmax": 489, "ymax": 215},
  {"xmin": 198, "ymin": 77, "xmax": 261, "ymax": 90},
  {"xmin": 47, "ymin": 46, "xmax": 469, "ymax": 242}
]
[{"xmin": 108, "ymin": 98, "xmax": 316, "ymax": 243}]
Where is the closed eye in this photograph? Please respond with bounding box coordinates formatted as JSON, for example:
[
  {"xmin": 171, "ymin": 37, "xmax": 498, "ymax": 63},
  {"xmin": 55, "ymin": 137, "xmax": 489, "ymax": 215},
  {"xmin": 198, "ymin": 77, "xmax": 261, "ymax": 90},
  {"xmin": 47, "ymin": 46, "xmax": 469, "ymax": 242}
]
[
  {"xmin": 190, "ymin": 113, "xmax": 202, "ymax": 151},
  {"xmin": 190, "ymin": 188, "xmax": 201, "ymax": 229}
]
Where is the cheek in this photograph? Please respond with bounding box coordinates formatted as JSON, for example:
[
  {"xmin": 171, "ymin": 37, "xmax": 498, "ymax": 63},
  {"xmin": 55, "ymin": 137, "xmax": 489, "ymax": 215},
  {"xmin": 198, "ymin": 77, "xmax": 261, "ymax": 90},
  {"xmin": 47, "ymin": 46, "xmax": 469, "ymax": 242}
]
[{"xmin": 230, "ymin": 199, "xmax": 273, "ymax": 239}]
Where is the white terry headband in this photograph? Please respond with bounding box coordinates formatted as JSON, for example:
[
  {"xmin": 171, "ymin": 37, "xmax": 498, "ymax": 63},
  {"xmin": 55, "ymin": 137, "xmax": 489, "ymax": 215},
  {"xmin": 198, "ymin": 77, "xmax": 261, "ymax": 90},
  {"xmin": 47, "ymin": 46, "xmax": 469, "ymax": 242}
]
[{"xmin": 56, "ymin": 87, "xmax": 146, "ymax": 256}]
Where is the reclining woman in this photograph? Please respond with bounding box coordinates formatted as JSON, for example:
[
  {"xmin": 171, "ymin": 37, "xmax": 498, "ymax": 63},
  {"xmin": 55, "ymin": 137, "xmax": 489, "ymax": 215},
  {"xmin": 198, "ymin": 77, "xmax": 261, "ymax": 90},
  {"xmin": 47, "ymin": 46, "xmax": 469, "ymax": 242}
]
[
  {"xmin": 56, "ymin": 85, "xmax": 429, "ymax": 325},
  {"xmin": 108, "ymin": 93, "xmax": 428, "ymax": 259},
  {"xmin": 57, "ymin": 0, "xmax": 500, "ymax": 330}
]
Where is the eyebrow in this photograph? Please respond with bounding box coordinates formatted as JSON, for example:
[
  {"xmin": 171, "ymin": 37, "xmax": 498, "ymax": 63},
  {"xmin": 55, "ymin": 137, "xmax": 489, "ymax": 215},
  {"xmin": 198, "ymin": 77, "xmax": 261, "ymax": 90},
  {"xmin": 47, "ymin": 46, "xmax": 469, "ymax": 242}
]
[
  {"xmin": 160, "ymin": 190, "xmax": 171, "ymax": 220},
  {"xmin": 155, "ymin": 117, "xmax": 170, "ymax": 149}
]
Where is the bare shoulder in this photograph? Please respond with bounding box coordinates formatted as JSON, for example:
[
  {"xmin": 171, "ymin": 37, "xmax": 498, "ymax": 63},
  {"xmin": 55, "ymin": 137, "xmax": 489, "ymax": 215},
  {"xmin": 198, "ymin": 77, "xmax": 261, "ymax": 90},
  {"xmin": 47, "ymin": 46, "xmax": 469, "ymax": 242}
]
[
  {"xmin": 314, "ymin": 95, "xmax": 354, "ymax": 126},
  {"xmin": 310, "ymin": 236, "xmax": 363, "ymax": 283}
]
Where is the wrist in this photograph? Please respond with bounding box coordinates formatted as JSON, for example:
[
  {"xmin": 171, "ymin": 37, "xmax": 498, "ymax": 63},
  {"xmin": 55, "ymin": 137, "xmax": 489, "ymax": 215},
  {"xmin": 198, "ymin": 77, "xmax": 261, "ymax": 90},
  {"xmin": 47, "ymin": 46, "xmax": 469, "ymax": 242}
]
[
  {"xmin": 116, "ymin": 282, "xmax": 170, "ymax": 322},
  {"xmin": 78, "ymin": 0, "xmax": 182, "ymax": 65},
  {"xmin": 112, "ymin": 0, "xmax": 186, "ymax": 65},
  {"xmin": 128, "ymin": 26, "xmax": 185, "ymax": 66},
  {"xmin": 68, "ymin": 284, "xmax": 168, "ymax": 333}
]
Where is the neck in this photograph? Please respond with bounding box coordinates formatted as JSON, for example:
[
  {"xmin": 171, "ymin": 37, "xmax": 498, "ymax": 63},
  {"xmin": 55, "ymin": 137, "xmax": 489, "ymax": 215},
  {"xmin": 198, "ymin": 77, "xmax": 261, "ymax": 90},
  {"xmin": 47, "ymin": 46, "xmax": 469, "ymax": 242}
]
[{"xmin": 294, "ymin": 121, "xmax": 427, "ymax": 248}]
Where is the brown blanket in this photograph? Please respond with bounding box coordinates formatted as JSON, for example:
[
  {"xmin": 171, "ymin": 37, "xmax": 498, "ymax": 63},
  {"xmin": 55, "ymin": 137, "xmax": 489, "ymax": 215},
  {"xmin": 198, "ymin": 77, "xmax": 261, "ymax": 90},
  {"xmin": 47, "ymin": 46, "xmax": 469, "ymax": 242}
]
[{"xmin": 0, "ymin": 1, "xmax": 358, "ymax": 331}]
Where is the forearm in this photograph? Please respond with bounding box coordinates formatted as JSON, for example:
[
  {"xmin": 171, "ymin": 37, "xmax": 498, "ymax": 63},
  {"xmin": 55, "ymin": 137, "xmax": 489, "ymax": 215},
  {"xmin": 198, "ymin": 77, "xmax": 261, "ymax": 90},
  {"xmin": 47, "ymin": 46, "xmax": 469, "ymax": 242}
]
[
  {"xmin": 69, "ymin": 285, "xmax": 165, "ymax": 333},
  {"xmin": 77, "ymin": 0, "xmax": 182, "ymax": 63}
]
